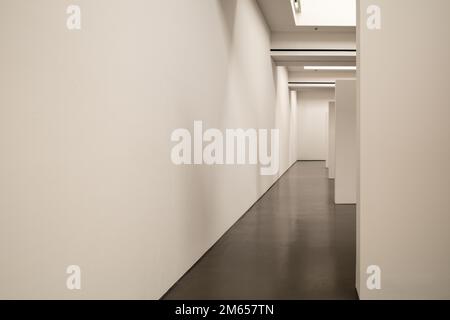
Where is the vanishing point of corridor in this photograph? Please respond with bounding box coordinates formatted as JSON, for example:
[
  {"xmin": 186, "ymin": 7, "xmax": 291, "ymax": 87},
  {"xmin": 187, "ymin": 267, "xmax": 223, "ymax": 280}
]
[{"xmin": 163, "ymin": 162, "xmax": 358, "ymax": 300}]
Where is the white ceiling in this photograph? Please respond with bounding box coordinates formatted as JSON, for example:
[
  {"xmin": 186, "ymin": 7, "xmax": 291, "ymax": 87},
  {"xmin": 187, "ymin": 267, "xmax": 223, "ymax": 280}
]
[
  {"xmin": 256, "ymin": 0, "xmax": 357, "ymax": 85},
  {"xmin": 285, "ymin": 59, "xmax": 356, "ymax": 82},
  {"xmin": 256, "ymin": 0, "xmax": 356, "ymax": 32},
  {"xmin": 256, "ymin": 0, "xmax": 298, "ymax": 32},
  {"xmin": 271, "ymin": 50, "xmax": 356, "ymax": 64},
  {"xmin": 288, "ymin": 63, "xmax": 356, "ymax": 72}
]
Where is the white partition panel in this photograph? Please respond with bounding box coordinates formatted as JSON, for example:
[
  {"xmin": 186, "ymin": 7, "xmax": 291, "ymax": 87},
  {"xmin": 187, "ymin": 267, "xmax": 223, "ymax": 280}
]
[
  {"xmin": 328, "ymin": 101, "xmax": 336, "ymax": 179},
  {"xmin": 335, "ymin": 80, "xmax": 356, "ymax": 204},
  {"xmin": 357, "ymin": 0, "xmax": 450, "ymax": 299}
]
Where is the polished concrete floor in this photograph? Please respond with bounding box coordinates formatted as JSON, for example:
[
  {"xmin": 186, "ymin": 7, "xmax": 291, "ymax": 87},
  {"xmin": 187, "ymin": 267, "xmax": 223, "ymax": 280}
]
[{"xmin": 163, "ymin": 161, "xmax": 358, "ymax": 300}]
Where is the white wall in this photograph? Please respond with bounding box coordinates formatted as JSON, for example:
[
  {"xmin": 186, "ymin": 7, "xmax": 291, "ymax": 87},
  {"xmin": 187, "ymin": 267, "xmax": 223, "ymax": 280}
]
[
  {"xmin": 272, "ymin": 31, "xmax": 356, "ymax": 50},
  {"xmin": 335, "ymin": 80, "xmax": 356, "ymax": 204},
  {"xmin": 326, "ymin": 107, "xmax": 329, "ymax": 168},
  {"xmin": 276, "ymin": 66, "xmax": 298, "ymax": 174},
  {"xmin": 0, "ymin": 0, "xmax": 298, "ymax": 299},
  {"xmin": 357, "ymin": 0, "xmax": 450, "ymax": 299},
  {"xmin": 328, "ymin": 101, "xmax": 336, "ymax": 179},
  {"xmin": 290, "ymin": 71, "xmax": 356, "ymax": 83},
  {"xmin": 289, "ymin": 90, "xmax": 299, "ymax": 164},
  {"xmin": 297, "ymin": 89, "xmax": 334, "ymax": 161}
]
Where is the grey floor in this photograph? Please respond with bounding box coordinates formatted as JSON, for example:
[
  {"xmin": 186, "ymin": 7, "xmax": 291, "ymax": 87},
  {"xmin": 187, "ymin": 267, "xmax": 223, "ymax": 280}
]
[{"xmin": 163, "ymin": 161, "xmax": 358, "ymax": 300}]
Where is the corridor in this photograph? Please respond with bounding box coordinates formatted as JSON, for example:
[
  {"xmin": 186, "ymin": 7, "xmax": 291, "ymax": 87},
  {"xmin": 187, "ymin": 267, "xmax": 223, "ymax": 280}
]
[
  {"xmin": 2, "ymin": 0, "xmax": 450, "ymax": 302},
  {"xmin": 163, "ymin": 162, "xmax": 357, "ymax": 300}
]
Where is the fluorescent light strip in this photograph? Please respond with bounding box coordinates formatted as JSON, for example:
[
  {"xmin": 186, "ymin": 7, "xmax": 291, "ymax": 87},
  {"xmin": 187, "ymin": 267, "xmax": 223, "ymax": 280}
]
[
  {"xmin": 304, "ymin": 66, "xmax": 357, "ymax": 71},
  {"xmin": 290, "ymin": 84, "xmax": 336, "ymax": 88}
]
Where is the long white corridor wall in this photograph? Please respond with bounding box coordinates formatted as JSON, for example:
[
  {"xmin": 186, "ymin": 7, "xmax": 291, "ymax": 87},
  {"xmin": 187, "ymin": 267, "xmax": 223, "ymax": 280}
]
[
  {"xmin": 0, "ymin": 0, "xmax": 298, "ymax": 299},
  {"xmin": 297, "ymin": 89, "xmax": 334, "ymax": 161}
]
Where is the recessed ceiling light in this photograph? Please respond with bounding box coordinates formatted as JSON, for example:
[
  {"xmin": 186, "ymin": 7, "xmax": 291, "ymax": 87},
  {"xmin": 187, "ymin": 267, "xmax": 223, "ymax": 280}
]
[
  {"xmin": 289, "ymin": 82, "xmax": 336, "ymax": 88},
  {"xmin": 291, "ymin": 84, "xmax": 336, "ymax": 89},
  {"xmin": 304, "ymin": 66, "xmax": 357, "ymax": 71}
]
